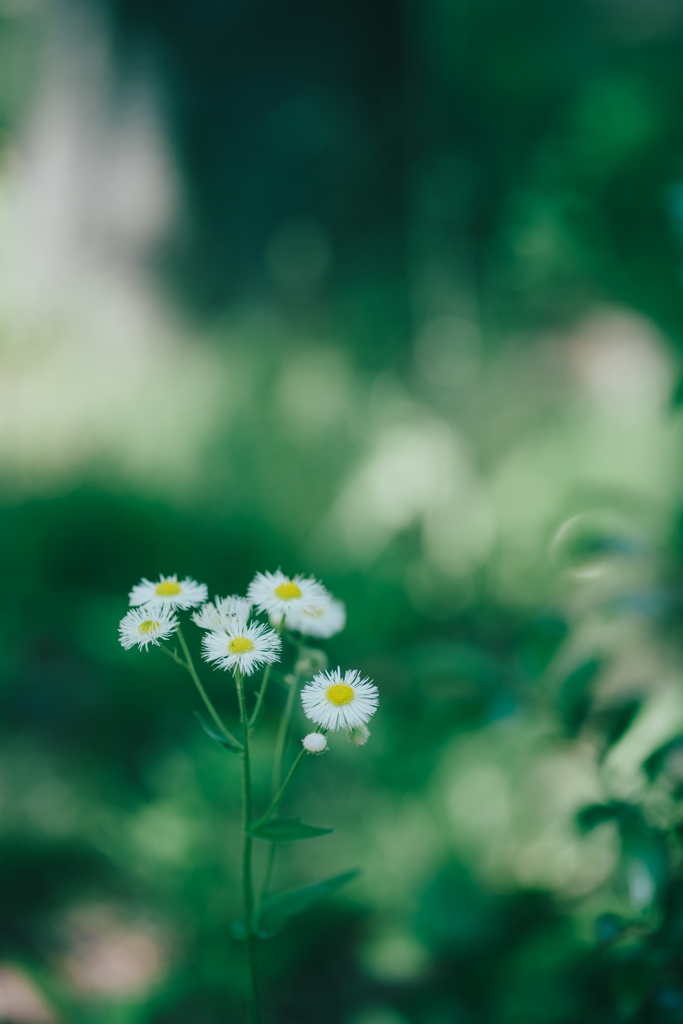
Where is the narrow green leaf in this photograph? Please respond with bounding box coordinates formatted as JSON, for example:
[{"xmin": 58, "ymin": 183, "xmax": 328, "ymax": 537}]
[
  {"xmin": 248, "ymin": 817, "xmax": 332, "ymax": 842},
  {"xmin": 195, "ymin": 712, "xmax": 242, "ymax": 753},
  {"xmin": 257, "ymin": 870, "xmax": 359, "ymax": 937}
]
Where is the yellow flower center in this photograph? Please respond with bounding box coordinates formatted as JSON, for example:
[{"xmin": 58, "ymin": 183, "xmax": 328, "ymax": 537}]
[
  {"xmin": 229, "ymin": 637, "xmax": 255, "ymax": 654},
  {"xmin": 302, "ymin": 607, "xmax": 325, "ymax": 618},
  {"xmin": 138, "ymin": 620, "xmax": 159, "ymax": 634},
  {"xmin": 326, "ymin": 683, "xmax": 354, "ymax": 706},
  {"xmin": 274, "ymin": 581, "xmax": 302, "ymax": 600},
  {"xmin": 156, "ymin": 581, "xmax": 181, "ymax": 597}
]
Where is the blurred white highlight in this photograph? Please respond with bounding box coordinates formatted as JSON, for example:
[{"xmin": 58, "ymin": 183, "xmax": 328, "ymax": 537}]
[
  {"xmin": 58, "ymin": 903, "xmax": 170, "ymax": 998},
  {"xmin": 319, "ymin": 415, "xmax": 495, "ymax": 572},
  {"xmin": 0, "ymin": 966, "xmax": 56, "ymax": 1023},
  {"xmin": 0, "ymin": 8, "xmax": 230, "ymax": 497}
]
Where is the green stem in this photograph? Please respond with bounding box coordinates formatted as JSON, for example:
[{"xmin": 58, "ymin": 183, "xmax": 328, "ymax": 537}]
[
  {"xmin": 259, "ymin": 673, "xmax": 299, "ymax": 907},
  {"xmin": 236, "ymin": 670, "xmax": 259, "ymax": 1024},
  {"xmin": 272, "ymin": 672, "xmax": 298, "ymax": 794},
  {"xmin": 248, "ymin": 619, "xmax": 284, "ymax": 731},
  {"xmin": 248, "ymin": 663, "xmax": 273, "ymax": 731},
  {"xmin": 252, "ymin": 749, "xmax": 306, "ymax": 828},
  {"xmin": 169, "ymin": 628, "xmax": 241, "ymax": 749}
]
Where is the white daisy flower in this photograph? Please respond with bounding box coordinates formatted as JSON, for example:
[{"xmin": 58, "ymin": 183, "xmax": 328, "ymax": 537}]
[
  {"xmin": 193, "ymin": 595, "xmax": 252, "ymax": 631},
  {"xmin": 289, "ymin": 596, "xmax": 346, "ymax": 638},
  {"xmin": 302, "ymin": 732, "xmax": 328, "ymax": 754},
  {"xmin": 119, "ymin": 606, "xmax": 179, "ymax": 651},
  {"xmin": 301, "ymin": 667, "xmax": 379, "ymax": 731},
  {"xmin": 201, "ymin": 620, "xmax": 282, "ymax": 676},
  {"xmin": 247, "ymin": 570, "xmax": 327, "ymax": 620},
  {"xmin": 129, "ymin": 574, "xmax": 208, "ymax": 612},
  {"xmin": 348, "ymin": 724, "xmax": 371, "ymax": 746}
]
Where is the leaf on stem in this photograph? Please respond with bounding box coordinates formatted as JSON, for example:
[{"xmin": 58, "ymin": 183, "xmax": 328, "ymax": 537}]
[
  {"xmin": 247, "ymin": 817, "xmax": 332, "ymax": 842},
  {"xmin": 194, "ymin": 712, "xmax": 242, "ymax": 753},
  {"xmin": 257, "ymin": 870, "xmax": 358, "ymax": 937}
]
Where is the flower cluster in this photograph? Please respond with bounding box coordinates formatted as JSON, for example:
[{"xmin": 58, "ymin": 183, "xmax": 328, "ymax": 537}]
[
  {"xmin": 248, "ymin": 570, "xmax": 347, "ymax": 638},
  {"xmin": 118, "ymin": 568, "xmax": 378, "ymax": 738}
]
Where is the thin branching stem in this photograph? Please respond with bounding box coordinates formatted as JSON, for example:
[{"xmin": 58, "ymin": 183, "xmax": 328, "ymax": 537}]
[
  {"xmin": 248, "ymin": 620, "xmax": 284, "ymax": 730},
  {"xmin": 165, "ymin": 627, "xmax": 241, "ymax": 748},
  {"xmin": 252, "ymin": 748, "xmax": 306, "ymax": 828},
  {"xmin": 236, "ymin": 669, "xmax": 259, "ymax": 1024},
  {"xmin": 258, "ymin": 661, "xmax": 300, "ymax": 908}
]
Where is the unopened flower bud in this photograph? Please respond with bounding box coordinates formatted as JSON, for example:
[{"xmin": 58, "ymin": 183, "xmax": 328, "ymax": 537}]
[
  {"xmin": 347, "ymin": 724, "xmax": 370, "ymax": 747},
  {"xmin": 302, "ymin": 732, "xmax": 327, "ymax": 754},
  {"xmin": 295, "ymin": 647, "xmax": 328, "ymax": 677}
]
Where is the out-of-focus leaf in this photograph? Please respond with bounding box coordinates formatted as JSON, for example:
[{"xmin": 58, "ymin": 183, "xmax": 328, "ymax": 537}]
[
  {"xmin": 195, "ymin": 712, "xmax": 242, "ymax": 752},
  {"xmin": 577, "ymin": 800, "xmax": 668, "ymax": 907},
  {"xmin": 643, "ymin": 736, "xmax": 683, "ymax": 782},
  {"xmin": 247, "ymin": 817, "xmax": 332, "ymax": 842},
  {"xmin": 577, "ymin": 802, "xmax": 622, "ymax": 832},
  {"xmin": 558, "ymin": 658, "xmax": 602, "ymax": 735},
  {"xmin": 599, "ymin": 699, "xmax": 641, "ymax": 755},
  {"xmin": 257, "ymin": 870, "xmax": 358, "ymax": 937}
]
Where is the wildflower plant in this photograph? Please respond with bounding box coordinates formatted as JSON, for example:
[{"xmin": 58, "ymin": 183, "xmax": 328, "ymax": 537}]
[{"xmin": 118, "ymin": 570, "xmax": 378, "ymax": 1022}]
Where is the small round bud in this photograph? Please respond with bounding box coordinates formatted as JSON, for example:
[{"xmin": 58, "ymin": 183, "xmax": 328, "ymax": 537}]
[
  {"xmin": 295, "ymin": 647, "xmax": 328, "ymax": 677},
  {"xmin": 347, "ymin": 724, "xmax": 370, "ymax": 746},
  {"xmin": 302, "ymin": 732, "xmax": 327, "ymax": 754}
]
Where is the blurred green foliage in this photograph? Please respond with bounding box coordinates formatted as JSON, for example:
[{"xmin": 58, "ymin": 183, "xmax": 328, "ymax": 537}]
[{"xmin": 3, "ymin": 0, "xmax": 683, "ymax": 1022}]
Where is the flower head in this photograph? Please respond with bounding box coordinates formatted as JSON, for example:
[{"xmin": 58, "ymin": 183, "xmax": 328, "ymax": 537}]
[
  {"xmin": 301, "ymin": 667, "xmax": 378, "ymax": 731},
  {"xmin": 129, "ymin": 574, "xmax": 207, "ymax": 612},
  {"xmin": 289, "ymin": 595, "xmax": 346, "ymax": 639},
  {"xmin": 201, "ymin": 620, "xmax": 282, "ymax": 676},
  {"xmin": 247, "ymin": 570, "xmax": 327, "ymax": 619},
  {"xmin": 119, "ymin": 606, "xmax": 179, "ymax": 651},
  {"xmin": 193, "ymin": 595, "xmax": 252, "ymax": 631},
  {"xmin": 347, "ymin": 724, "xmax": 371, "ymax": 746},
  {"xmin": 302, "ymin": 732, "xmax": 328, "ymax": 754}
]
